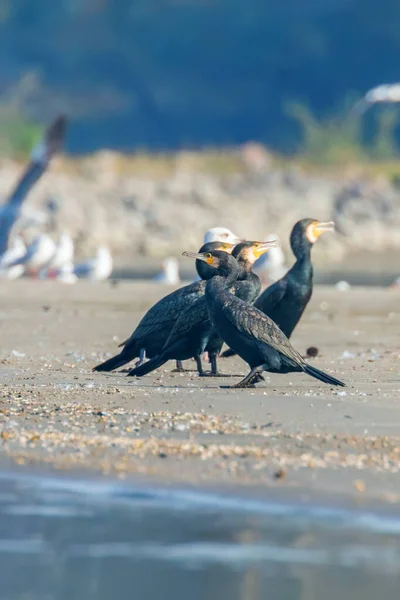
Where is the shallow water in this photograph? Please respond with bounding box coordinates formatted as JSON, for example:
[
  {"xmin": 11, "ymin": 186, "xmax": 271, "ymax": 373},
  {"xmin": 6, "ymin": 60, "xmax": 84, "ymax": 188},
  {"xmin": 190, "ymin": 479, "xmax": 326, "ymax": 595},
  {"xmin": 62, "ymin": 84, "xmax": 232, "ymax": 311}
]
[{"xmin": 0, "ymin": 472, "xmax": 400, "ymax": 599}]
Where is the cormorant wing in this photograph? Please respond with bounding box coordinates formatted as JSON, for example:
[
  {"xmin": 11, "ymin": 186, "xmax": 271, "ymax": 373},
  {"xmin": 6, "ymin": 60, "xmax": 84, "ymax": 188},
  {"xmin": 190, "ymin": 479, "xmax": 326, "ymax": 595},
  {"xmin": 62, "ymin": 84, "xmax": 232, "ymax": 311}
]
[
  {"xmin": 122, "ymin": 281, "xmax": 205, "ymax": 346},
  {"xmin": 254, "ymin": 277, "xmax": 288, "ymax": 313},
  {"xmin": 161, "ymin": 296, "xmax": 209, "ymax": 350},
  {"xmin": 0, "ymin": 115, "xmax": 67, "ymax": 256},
  {"xmin": 223, "ymin": 299, "xmax": 304, "ymax": 366}
]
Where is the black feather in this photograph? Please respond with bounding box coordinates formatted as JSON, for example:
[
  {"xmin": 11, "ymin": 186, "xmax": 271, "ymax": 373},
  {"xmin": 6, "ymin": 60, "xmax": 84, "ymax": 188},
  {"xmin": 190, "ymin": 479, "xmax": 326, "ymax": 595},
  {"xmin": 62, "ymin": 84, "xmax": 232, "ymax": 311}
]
[
  {"xmin": 302, "ymin": 364, "xmax": 345, "ymax": 387},
  {"xmin": 127, "ymin": 355, "xmax": 168, "ymax": 377}
]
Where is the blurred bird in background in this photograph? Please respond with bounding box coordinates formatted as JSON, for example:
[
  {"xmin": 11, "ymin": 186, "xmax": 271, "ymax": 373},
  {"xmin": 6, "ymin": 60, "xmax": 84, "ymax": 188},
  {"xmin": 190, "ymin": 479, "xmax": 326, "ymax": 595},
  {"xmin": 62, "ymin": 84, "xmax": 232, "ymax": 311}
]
[
  {"xmin": 352, "ymin": 83, "xmax": 400, "ymax": 114},
  {"xmin": 203, "ymin": 227, "xmax": 241, "ymax": 245},
  {"xmin": 73, "ymin": 246, "xmax": 113, "ymax": 281},
  {"xmin": 153, "ymin": 257, "xmax": 180, "ymax": 284},
  {"xmin": 0, "ymin": 115, "xmax": 114, "ymax": 283}
]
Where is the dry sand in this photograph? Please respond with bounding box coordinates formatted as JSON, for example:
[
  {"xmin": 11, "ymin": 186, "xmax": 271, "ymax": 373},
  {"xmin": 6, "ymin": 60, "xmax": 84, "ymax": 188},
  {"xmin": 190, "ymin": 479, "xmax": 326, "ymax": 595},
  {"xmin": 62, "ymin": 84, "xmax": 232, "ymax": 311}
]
[{"xmin": 0, "ymin": 279, "xmax": 399, "ymax": 505}]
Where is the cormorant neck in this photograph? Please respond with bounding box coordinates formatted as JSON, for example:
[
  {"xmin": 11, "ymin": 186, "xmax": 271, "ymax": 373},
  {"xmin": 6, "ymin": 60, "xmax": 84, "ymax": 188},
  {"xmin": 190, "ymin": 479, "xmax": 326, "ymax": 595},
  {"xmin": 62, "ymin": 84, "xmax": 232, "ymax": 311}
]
[
  {"xmin": 291, "ymin": 237, "xmax": 312, "ymax": 261},
  {"xmin": 196, "ymin": 261, "xmax": 214, "ymax": 281},
  {"xmin": 221, "ymin": 268, "xmax": 240, "ymax": 287},
  {"xmin": 207, "ymin": 262, "xmax": 240, "ymax": 291},
  {"xmin": 236, "ymin": 259, "xmax": 252, "ymax": 280}
]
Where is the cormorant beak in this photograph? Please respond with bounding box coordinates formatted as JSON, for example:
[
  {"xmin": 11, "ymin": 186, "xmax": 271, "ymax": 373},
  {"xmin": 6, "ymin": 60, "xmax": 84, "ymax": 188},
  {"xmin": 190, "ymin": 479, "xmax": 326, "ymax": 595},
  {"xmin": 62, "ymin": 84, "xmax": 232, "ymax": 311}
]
[
  {"xmin": 311, "ymin": 221, "xmax": 335, "ymax": 242},
  {"xmin": 314, "ymin": 221, "xmax": 335, "ymax": 234},
  {"xmin": 306, "ymin": 221, "xmax": 335, "ymax": 243},
  {"xmin": 253, "ymin": 239, "xmax": 280, "ymax": 259},
  {"xmin": 182, "ymin": 251, "xmax": 215, "ymax": 265}
]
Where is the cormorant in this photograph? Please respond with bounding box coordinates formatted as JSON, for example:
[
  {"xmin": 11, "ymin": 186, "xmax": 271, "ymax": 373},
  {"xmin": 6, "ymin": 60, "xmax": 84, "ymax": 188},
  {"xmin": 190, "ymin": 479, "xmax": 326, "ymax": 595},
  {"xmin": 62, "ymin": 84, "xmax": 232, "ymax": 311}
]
[
  {"xmin": 205, "ymin": 240, "xmax": 276, "ymax": 374},
  {"xmin": 222, "ymin": 218, "xmax": 334, "ymax": 358},
  {"xmin": 184, "ymin": 250, "xmax": 345, "ymax": 388},
  {"xmin": 254, "ymin": 219, "xmax": 334, "ymax": 338},
  {"xmin": 93, "ymin": 240, "xmax": 238, "ymax": 373},
  {"xmin": 231, "ymin": 241, "xmax": 265, "ymax": 303},
  {"xmin": 126, "ymin": 241, "xmax": 277, "ymax": 379}
]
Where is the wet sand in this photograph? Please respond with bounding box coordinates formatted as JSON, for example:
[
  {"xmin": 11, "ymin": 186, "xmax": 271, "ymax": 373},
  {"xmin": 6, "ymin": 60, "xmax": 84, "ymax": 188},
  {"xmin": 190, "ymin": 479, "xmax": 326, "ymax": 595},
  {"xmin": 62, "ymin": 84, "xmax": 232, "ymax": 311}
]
[{"xmin": 0, "ymin": 280, "xmax": 399, "ymax": 505}]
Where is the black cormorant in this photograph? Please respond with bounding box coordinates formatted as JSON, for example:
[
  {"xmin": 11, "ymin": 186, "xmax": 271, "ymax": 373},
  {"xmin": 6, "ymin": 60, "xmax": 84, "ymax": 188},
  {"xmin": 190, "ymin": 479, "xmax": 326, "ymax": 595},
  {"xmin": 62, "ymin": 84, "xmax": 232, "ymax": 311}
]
[
  {"xmin": 254, "ymin": 219, "xmax": 334, "ymax": 338},
  {"xmin": 93, "ymin": 240, "xmax": 238, "ymax": 373},
  {"xmin": 185, "ymin": 250, "xmax": 345, "ymax": 388},
  {"xmin": 127, "ymin": 241, "xmax": 277, "ymax": 378},
  {"xmin": 223, "ymin": 218, "xmax": 334, "ymax": 358},
  {"xmin": 205, "ymin": 240, "xmax": 271, "ymax": 373}
]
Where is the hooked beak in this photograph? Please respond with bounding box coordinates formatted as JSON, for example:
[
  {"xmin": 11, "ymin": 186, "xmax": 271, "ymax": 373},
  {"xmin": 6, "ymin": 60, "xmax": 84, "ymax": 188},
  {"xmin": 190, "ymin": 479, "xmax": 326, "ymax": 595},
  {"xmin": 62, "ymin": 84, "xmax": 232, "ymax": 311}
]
[
  {"xmin": 314, "ymin": 221, "xmax": 335, "ymax": 234},
  {"xmin": 254, "ymin": 239, "xmax": 280, "ymax": 259},
  {"xmin": 182, "ymin": 251, "xmax": 211, "ymax": 264}
]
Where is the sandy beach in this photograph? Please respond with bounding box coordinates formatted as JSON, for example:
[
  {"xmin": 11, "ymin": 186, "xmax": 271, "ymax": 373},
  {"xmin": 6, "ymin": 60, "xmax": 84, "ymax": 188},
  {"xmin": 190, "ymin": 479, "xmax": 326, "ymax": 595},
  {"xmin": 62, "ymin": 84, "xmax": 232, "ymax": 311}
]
[{"xmin": 0, "ymin": 279, "xmax": 399, "ymax": 505}]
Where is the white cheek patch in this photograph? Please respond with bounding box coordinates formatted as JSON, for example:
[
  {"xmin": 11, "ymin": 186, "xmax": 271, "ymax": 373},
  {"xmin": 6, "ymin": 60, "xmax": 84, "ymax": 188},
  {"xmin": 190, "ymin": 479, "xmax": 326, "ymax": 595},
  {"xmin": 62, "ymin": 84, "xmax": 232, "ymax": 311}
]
[{"xmin": 245, "ymin": 248, "xmax": 256, "ymax": 263}]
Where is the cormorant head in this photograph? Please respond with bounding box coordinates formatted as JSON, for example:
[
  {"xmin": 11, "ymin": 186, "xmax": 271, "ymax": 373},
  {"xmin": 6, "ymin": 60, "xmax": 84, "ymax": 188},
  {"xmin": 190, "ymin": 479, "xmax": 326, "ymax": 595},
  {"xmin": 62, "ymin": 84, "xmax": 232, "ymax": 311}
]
[
  {"xmin": 183, "ymin": 249, "xmax": 239, "ymax": 280},
  {"xmin": 196, "ymin": 240, "xmax": 238, "ymax": 280},
  {"xmin": 233, "ymin": 240, "xmax": 280, "ymax": 267},
  {"xmin": 290, "ymin": 218, "xmax": 335, "ymax": 257}
]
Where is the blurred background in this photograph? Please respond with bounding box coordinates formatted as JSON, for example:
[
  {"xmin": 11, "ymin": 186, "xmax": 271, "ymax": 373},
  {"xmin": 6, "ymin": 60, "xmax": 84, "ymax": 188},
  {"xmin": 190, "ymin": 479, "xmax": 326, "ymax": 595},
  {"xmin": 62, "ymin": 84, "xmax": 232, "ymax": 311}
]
[
  {"xmin": 0, "ymin": 0, "xmax": 400, "ymax": 279},
  {"xmin": 1, "ymin": 0, "xmax": 400, "ymax": 154}
]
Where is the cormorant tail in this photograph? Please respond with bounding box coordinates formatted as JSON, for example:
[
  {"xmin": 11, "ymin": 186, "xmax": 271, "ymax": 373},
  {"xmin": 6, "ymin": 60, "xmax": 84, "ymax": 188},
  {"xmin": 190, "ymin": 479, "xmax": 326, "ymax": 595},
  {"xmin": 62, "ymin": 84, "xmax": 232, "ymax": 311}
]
[
  {"xmin": 303, "ymin": 364, "xmax": 345, "ymax": 387},
  {"xmin": 93, "ymin": 352, "xmax": 133, "ymax": 372},
  {"xmin": 127, "ymin": 354, "xmax": 168, "ymax": 377},
  {"xmin": 221, "ymin": 347, "xmax": 237, "ymax": 358}
]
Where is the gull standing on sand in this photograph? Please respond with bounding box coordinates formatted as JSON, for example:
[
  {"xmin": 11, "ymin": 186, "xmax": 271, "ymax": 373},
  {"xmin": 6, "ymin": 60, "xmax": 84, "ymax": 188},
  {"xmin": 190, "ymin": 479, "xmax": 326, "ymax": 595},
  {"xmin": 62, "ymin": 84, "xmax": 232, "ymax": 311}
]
[
  {"xmin": 74, "ymin": 246, "xmax": 113, "ymax": 281},
  {"xmin": 44, "ymin": 233, "xmax": 74, "ymax": 275},
  {"xmin": 153, "ymin": 257, "xmax": 180, "ymax": 284},
  {"xmin": 52, "ymin": 263, "xmax": 78, "ymax": 284},
  {"xmin": 0, "ymin": 235, "xmax": 26, "ymax": 279},
  {"xmin": 0, "ymin": 116, "xmax": 67, "ymax": 258},
  {"xmin": 9, "ymin": 232, "xmax": 57, "ymax": 276}
]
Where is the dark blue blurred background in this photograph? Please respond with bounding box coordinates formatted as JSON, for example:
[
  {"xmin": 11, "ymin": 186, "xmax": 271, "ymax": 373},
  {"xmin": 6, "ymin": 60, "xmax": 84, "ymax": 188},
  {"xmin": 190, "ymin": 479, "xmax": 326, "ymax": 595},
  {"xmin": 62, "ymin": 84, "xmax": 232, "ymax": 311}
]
[{"xmin": 2, "ymin": 0, "xmax": 399, "ymax": 153}]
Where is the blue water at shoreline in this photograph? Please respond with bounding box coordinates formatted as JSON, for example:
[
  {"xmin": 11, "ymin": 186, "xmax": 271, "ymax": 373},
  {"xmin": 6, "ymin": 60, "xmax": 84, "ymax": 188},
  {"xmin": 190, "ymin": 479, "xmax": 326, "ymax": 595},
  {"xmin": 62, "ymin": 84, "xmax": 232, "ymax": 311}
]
[{"xmin": 0, "ymin": 471, "xmax": 399, "ymax": 599}]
